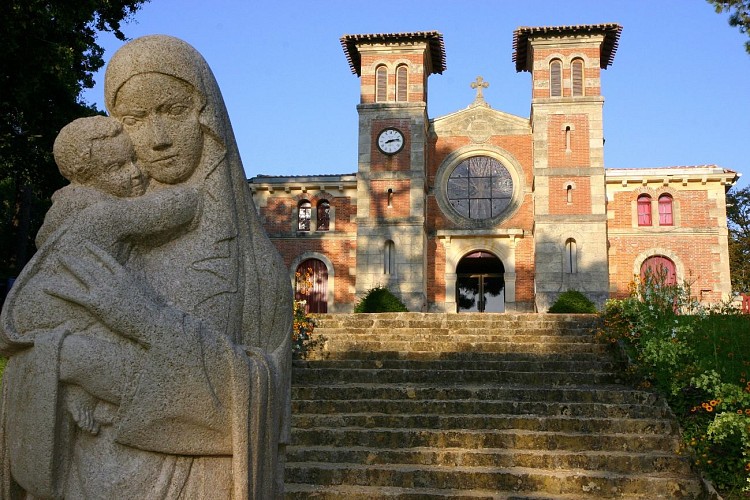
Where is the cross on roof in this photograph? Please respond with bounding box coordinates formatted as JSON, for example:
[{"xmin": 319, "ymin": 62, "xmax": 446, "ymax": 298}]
[{"xmin": 470, "ymin": 76, "xmax": 489, "ymax": 102}]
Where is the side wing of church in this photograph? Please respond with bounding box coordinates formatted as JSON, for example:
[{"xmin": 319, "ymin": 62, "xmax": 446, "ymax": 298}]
[{"xmin": 249, "ymin": 25, "xmax": 738, "ymax": 313}]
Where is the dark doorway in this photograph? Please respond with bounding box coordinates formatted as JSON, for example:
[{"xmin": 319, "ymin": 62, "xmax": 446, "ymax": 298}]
[{"xmin": 456, "ymin": 251, "xmax": 505, "ymax": 313}]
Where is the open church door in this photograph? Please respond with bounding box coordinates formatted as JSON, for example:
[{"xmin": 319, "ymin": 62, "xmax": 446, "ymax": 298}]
[{"xmin": 456, "ymin": 251, "xmax": 505, "ymax": 313}]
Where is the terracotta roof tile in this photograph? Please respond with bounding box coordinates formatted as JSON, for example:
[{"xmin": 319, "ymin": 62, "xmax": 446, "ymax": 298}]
[
  {"xmin": 513, "ymin": 24, "xmax": 622, "ymax": 72},
  {"xmin": 340, "ymin": 31, "xmax": 446, "ymax": 76}
]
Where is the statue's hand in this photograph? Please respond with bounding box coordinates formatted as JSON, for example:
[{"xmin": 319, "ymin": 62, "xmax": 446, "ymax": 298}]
[{"xmin": 44, "ymin": 243, "xmax": 174, "ymax": 347}]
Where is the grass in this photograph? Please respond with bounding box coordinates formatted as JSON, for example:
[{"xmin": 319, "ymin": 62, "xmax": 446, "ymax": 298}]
[{"xmin": 692, "ymin": 314, "xmax": 750, "ymax": 383}]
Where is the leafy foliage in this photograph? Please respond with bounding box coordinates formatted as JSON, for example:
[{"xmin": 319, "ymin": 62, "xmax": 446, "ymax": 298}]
[
  {"xmin": 0, "ymin": 0, "xmax": 149, "ymax": 278},
  {"xmin": 548, "ymin": 290, "xmax": 597, "ymax": 314},
  {"xmin": 708, "ymin": 0, "xmax": 750, "ymax": 53},
  {"xmin": 597, "ymin": 269, "xmax": 750, "ymax": 495},
  {"xmin": 727, "ymin": 186, "xmax": 750, "ymax": 293},
  {"xmin": 354, "ymin": 286, "xmax": 408, "ymax": 313}
]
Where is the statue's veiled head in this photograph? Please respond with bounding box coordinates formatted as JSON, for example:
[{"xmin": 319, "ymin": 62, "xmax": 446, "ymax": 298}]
[{"xmin": 105, "ymin": 36, "xmax": 227, "ymax": 186}]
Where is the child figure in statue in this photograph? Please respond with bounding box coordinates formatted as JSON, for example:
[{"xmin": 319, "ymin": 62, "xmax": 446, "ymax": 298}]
[{"xmin": 2, "ymin": 115, "xmax": 200, "ymax": 436}]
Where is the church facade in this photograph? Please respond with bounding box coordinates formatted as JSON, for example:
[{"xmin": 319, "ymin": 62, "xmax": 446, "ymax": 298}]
[{"xmin": 249, "ymin": 25, "xmax": 738, "ymax": 313}]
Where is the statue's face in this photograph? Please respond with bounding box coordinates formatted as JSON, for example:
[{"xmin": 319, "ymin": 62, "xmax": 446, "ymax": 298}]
[
  {"xmin": 113, "ymin": 73, "xmax": 203, "ymax": 185},
  {"xmin": 88, "ymin": 132, "xmax": 144, "ymax": 197}
]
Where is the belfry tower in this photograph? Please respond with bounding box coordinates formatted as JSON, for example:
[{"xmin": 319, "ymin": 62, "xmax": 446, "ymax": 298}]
[
  {"xmin": 513, "ymin": 24, "xmax": 622, "ymax": 310},
  {"xmin": 341, "ymin": 32, "xmax": 446, "ymax": 310}
]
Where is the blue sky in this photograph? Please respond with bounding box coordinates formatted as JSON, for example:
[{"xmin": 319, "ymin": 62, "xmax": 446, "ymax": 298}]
[{"xmin": 83, "ymin": 0, "xmax": 750, "ymax": 189}]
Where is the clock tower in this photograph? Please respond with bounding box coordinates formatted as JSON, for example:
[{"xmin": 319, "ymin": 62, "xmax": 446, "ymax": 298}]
[{"xmin": 341, "ymin": 32, "xmax": 446, "ymax": 310}]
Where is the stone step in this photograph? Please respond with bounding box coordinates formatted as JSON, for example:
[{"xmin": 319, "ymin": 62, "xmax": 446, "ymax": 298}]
[
  {"xmin": 292, "ymin": 384, "xmax": 659, "ymax": 406},
  {"xmin": 292, "ymin": 399, "xmax": 669, "ymax": 420},
  {"xmin": 291, "ymin": 427, "xmax": 680, "ymax": 453},
  {"xmin": 315, "ymin": 325, "xmax": 592, "ymax": 339},
  {"xmin": 316, "ymin": 331, "xmax": 598, "ymax": 344},
  {"xmin": 312, "ymin": 312, "xmax": 598, "ymax": 330},
  {"xmin": 286, "ymin": 446, "xmax": 693, "ymax": 476},
  {"xmin": 292, "ymin": 367, "xmax": 623, "ymax": 386},
  {"xmin": 308, "ymin": 350, "xmax": 609, "ymax": 362},
  {"xmin": 316, "ymin": 340, "xmax": 607, "ymax": 355},
  {"xmin": 287, "ymin": 314, "xmax": 702, "ymax": 498},
  {"xmin": 292, "ymin": 413, "xmax": 675, "ymax": 435},
  {"xmin": 284, "ymin": 463, "xmax": 702, "ymax": 498},
  {"xmin": 284, "ymin": 482, "xmax": 666, "ymax": 499},
  {"xmin": 293, "ymin": 358, "xmax": 622, "ymax": 372}
]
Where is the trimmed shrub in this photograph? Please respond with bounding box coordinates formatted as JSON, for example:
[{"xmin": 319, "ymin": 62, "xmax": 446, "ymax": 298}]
[
  {"xmin": 548, "ymin": 290, "xmax": 597, "ymax": 313},
  {"xmin": 354, "ymin": 286, "xmax": 408, "ymax": 313}
]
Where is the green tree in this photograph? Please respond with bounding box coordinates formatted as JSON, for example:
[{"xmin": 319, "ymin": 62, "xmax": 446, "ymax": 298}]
[
  {"xmin": 726, "ymin": 186, "xmax": 750, "ymax": 292},
  {"xmin": 708, "ymin": 0, "xmax": 750, "ymax": 53},
  {"xmin": 0, "ymin": 0, "xmax": 148, "ymax": 280}
]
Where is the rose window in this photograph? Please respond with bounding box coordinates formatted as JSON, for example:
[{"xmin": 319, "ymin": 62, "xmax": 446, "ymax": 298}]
[{"xmin": 446, "ymin": 156, "xmax": 513, "ymax": 220}]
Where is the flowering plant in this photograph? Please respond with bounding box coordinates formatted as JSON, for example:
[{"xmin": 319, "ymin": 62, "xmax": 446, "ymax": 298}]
[
  {"xmin": 597, "ymin": 268, "xmax": 750, "ymax": 495},
  {"xmin": 292, "ymin": 268, "xmax": 324, "ymax": 359}
]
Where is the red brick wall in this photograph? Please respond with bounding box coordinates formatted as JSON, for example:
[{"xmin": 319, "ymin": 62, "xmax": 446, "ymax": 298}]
[
  {"xmin": 258, "ymin": 192, "xmax": 356, "ymax": 235},
  {"xmin": 548, "ymin": 114, "xmax": 590, "ymax": 168},
  {"xmin": 371, "ymin": 119, "xmax": 412, "ymax": 172},
  {"xmin": 360, "ymin": 53, "xmax": 426, "ymax": 103},
  {"xmin": 607, "ymin": 187, "xmax": 725, "ymax": 302},
  {"xmin": 548, "ymin": 176, "xmax": 591, "ymax": 215},
  {"xmin": 427, "ymin": 133, "xmax": 534, "ymax": 232},
  {"xmin": 273, "ymin": 238, "xmax": 356, "ymax": 305},
  {"xmin": 514, "ymin": 237, "xmax": 535, "ymax": 302},
  {"xmin": 608, "ymin": 234, "xmax": 723, "ymax": 302},
  {"xmin": 531, "ymin": 47, "xmax": 601, "ymax": 99},
  {"xmin": 426, "ymin": 237, "xmax": 445, "ymax": 304},
  {"xmin": 370, "ymin": 179, "xmax": 411, "ymax": 218}
]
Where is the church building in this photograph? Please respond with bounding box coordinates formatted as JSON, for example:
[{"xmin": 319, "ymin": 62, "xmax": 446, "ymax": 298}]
[{"xmin": 248, "ymin": 24, "xmax": 738, "ymax": 313}]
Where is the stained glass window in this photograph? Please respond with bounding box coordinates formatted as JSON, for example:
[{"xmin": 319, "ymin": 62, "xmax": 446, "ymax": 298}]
[{"xmin": 446, "ymin": 156, "xmax": 513, "ymax": 220}]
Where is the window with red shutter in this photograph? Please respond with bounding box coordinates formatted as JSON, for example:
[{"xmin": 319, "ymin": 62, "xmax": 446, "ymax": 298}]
[
  {"xmin": 637, "ymin": 195, "xmax": 652, "ymax": 226},
  {"xmin": 658, "ymin": 194, "xmax": 673, "ymax": 226}
]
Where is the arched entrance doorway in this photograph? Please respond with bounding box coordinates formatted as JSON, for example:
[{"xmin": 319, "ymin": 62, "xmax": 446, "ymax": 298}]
[
  {"xmin": 640, "ymin": 255, "xmax": 676, "ymax": 285},
  {"xmin": 295, "ymin": 258, "xmax": 328, "ymax": 313},
  {"xmin": 456, "ymin": 251, "xmax": 505, "ymax": 312}
]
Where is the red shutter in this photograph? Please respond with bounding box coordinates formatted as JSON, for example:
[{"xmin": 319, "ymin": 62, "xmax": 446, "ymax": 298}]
[{"xmin": 637, "ymin": 195, "xmax": 652, "ymax": 226}]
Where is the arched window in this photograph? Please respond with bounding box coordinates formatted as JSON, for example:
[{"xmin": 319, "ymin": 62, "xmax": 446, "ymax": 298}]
[
  {"xmin": 637, "ymin": 194, "xmax": 652, "ymax": 226},
  {"xmin": 387, "ymin": 188, "xmax": 393, "ymax": 208},
  {"xmin": 566, "ymin": 183, "xmax": 573, "ymax": 204},
  {"xmin": 658, "ymin": 194, "xmax": 674, "ymax": 226},
  {"xmin": 396, "ymin": 65, "xmax": 408, "ymax": 102},
  {"xmin": 550, "ymin": 59, "xmax": 562, "ymax": 97},
  {"xmin": 298, "ymin": 200, "xmax": 311, "ymax": 231},
  {"xmin": 564, "ymin": 126, "xmax": 572, "ymax": 153},
  {"xmin": 384, "ymin": 240, "xmax": 396, "ymax": 275},
  {"xmin": 571, "ymin": 59, "xmax": 584, "ymax": 96},
  {"xmin": 317, "ymin": 200, "xmax": 330, "ymax": 231},
  {"xmin": 375, "ymin": 65, "xmax": 387, "ymax": 102},
  {"xmin": 564, "ymin": 238, "xmax": 577, "ymax": 273}
]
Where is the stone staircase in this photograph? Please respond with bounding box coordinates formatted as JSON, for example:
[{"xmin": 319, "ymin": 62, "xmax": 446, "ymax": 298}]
[{"xmin": 285, "ymin": 313, "xmax": 706, "ymax": 499}]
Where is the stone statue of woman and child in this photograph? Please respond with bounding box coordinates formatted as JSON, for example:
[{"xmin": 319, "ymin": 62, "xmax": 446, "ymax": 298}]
[{"xmin": 0, "ymin": 35, "xmax": 292, "ymax": 499}]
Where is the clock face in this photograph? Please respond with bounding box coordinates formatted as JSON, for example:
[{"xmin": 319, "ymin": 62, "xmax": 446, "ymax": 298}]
[{"xmin": 377, "ymin": 128, "xmax": 404, "ymax": 155}]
